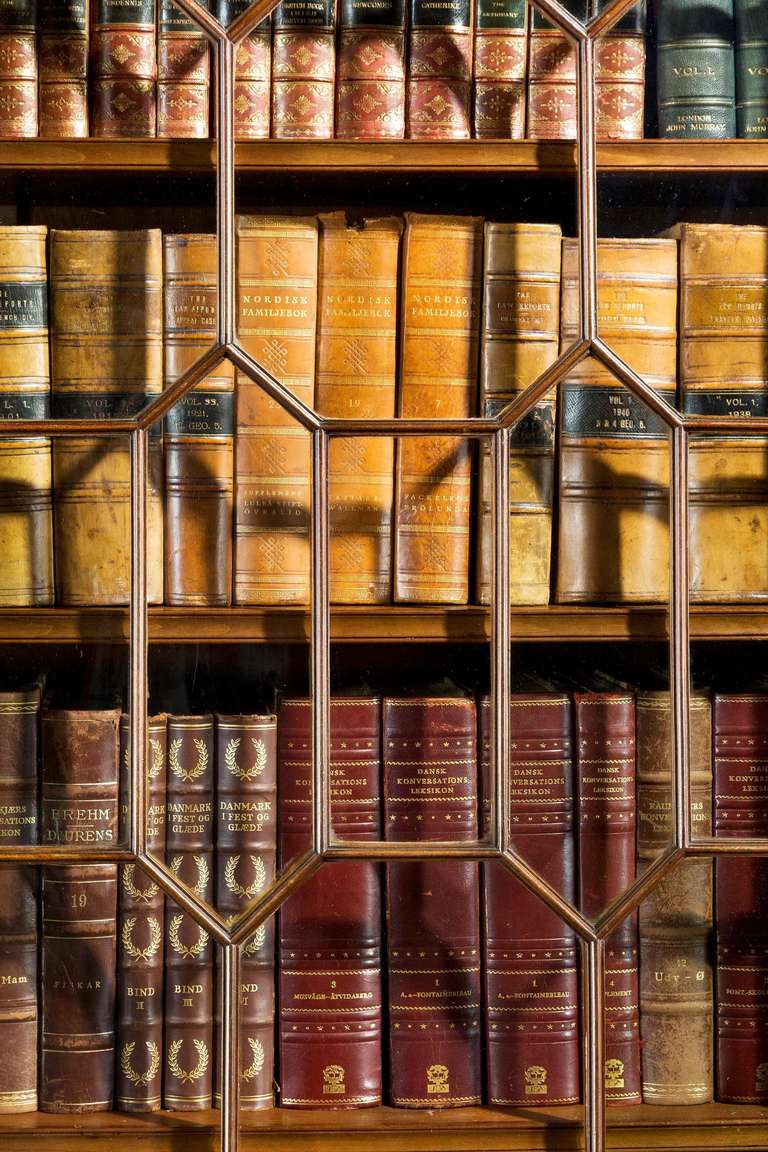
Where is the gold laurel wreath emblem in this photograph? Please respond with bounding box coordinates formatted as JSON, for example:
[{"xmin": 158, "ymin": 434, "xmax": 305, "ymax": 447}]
[
  {"xmin": 243, "ymin": 924, "xmax": 267, "ymax": 955},
  {"xmin": 122, "ymin": 737, "xmax": 164, "ymax": 779},
  {"xmin": 169, "ymin": 736, "xmax": 208, "ymax": 782},
  {"xmin": 167, "ymin": 1038, "xmax": 209, "ymax": 1084},
  {"xmin": 122, "ymin": 863, "xmax": 160, "ymax": 903},
  {"xmin": 224, "ymin": 737, "xmax": 267, "ymax": 782},
  {"xmin": 121, "ymin": 915, "xmax": 162, "ymax": 962},
  {"xmin": 169, "ymin": 854, "xmax": 210, "ymax": 897},
  {"xmin": 121, "ymin": 1040, "xmax": 160, "ymax": 1087},
  {"xmin": 168, "ymin": 913, "xmax": 209, "ymax": 959},
  {"xmin": 241, "ymin": 1037, "xmax": 265, "ymax": 1082},
  {"xmin": 224, "ymin": 854, "xmax": 267, "ymax": 900}
]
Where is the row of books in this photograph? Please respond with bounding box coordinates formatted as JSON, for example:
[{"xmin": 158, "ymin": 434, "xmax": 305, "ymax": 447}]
[{"xmin": 1, "ymin": 217, "xmax": 766, "ymax": 610}]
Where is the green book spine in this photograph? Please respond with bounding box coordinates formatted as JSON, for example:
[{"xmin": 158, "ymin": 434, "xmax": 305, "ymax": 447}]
[
  {"xmin": 735, "ymin": 0, "xmax": 768, "ymax": 135},
  {"xmin": 657, "ymin": 0, "xmax": 736, "ymax": 138}
]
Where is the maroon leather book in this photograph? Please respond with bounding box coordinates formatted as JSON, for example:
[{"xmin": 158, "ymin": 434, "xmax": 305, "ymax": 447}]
[
  {"xmin": 91, "ymin": 0, "xmax": 157, "ymax": 138},
  {"xmin": 0, "ymin": 0, "xmax": 37, "ymax": 138},
  {"xmin": 214, "ymin": 713, "xmax": 277, "ymax": 1111},
  {"xmin": 38, "ymin": 0, "xmax": 89, "ymax": 138},
  {"xmin": 574, "ymin": 692, "xmax": 641, "ymax": 1105},
  {"xmin": 219, "ymin": 2, "xmax": 271, "ymax": 140},
  {"xmin": 384, "ymin": 695, "xmax": 481, "ymax": 1107},
  {"xmin": 336, "ymin": 0, "xmax": 405, "ymax": 140},
  {"xmin": 40, "ymin": 708, "xmax": 120, "ymax": 1114},
  {"xmin": 163, "ymin": 714, "xmax": 215, "ymax": 1111},
  {"xmin": 406, "ymin": 0, "xmax": 472, "ymax": 138},
  {"xmin": 278, "ymin": 697, "xmax": 382, "ymax": 1108},
  {"xmin": 714, "ymin": 693, "xmax": 768, "ymax": 1103},
  {"xmin": 481, "ymin": 695, "xmax": 580, "ymax": 1106},
  {"xmin": 271, "ymin": 0, "xmax": 335, "ymax": 140},
  {"xmin": 526, "ymin": 14, "xmax": 576, "ymax": 140},
  {"xmin": 157, "ymin": 0, "xmax": 211, "ymax": 138}
]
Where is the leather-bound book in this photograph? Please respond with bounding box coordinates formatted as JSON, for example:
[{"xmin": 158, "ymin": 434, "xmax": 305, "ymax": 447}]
[
  {"xmin": 0, "ymin": 225, "xmax": 53, "ymax": 607},
  {"xmin": 278, "ymin": 697, "xmax": 382, "ymax": 1108},
  {"xmin": 50, "ymin": 229, "xmax": 164, "ymax": 606},
  {"xmin": 736, "ymin": 0, "xmax": 768, "ymax": 136},
  {"xmin": 40, "ymin": 708, "xmax": 120, "ymax": 1113},
  {"xmin": 317, "ymin": 213, "xmax": 401, "ymax": 603},
  {"xmin": 214, "ymin": 713, "xmax": 277, "ymax": 1110},
  {"xmin": 157, "ymin": 0, "xmax": 211, "ymax": 138},
  {"xmin": 163, "ymin": 714, "xmax": 215, "ymax": 1111},
  {"xmin": 0, "ymin": 0, "xmax": 36, "ymax": 137},
  {"xmin": 657, "ymin": 0, "xmax": 735, "ymax": 137},
  {"xmin": 164, "ymin": 233, "xmax": 234, "ymax": 607},
  {"xmin": 406, "ymin": 0, "xmax": 472, "ymax": 138},
  {"xmin": 714, "ymin": 694, "xmax": 768, "ymax": 1103},
  {"xmin": 526, "ymin": 10, "xmax": 575, "ymax": 140},
  {"xmin": 336, "ymin": 0, "xmax": 405, "ymax": 139},
  {"xmin": 91, "ymin": 0, "xmax": 157, "ymax": 137},
  {"xmin": 671, "ymin": 224, "xmax": 768, "ymax": 602},
  {"xmin": 472, "ymin": 0, "xmax": 526, "ymax": 139},
  {"xmin": 476, "ymin": 222, "xmax": 561, "ymax": 607},
  {"xmin": 574, "ymin": 692, "xmax": 640, "ymax": 1104},
  {"xmin": 394, "ymin": 214, "xmax": 482, "ymax": 605},
  {"xmin": 384, "ymin": 695, "xmax": 481, "ymax": 1108},
  {"xmin": 234, "ymin": 215, "xmax": 318, "ymax": 605},
  {"xmin": 116, "ymin": 714, "xmax": 167, "ymax": 1113},
  {"xmin": 0, "ymin": 687, "xmax": 40, "ymax": 1113},
  {"xmin": 218, "ymin": 2, "xmax": 271, "ymax": 140},
  {"xmin": 595, "ymin": 2, "xmax": 645, "ymax": 141},
  {"xmin": 637, "ymin": 691, "xmax": 713, "ymax": 1105},
  {"xmin": 271, "ymin": 0, "xmax": 335, "ymax": 139},
  {"xmin": 38, "ymin": 0, "xmax": 89, "ymax": 138},
  {"xmin": 481, "ymin": 695, "xmax": 580, "ymax": 1106},
  {"xmin": 556, "ymin": 237, "xmax": 677, "ymax": 604}
]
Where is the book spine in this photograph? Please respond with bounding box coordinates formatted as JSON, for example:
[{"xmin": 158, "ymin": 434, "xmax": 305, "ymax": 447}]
[
  {"xmin": 0, "ymin": 688, "xmax": 40, "ymax": 1114},
  {"xmin": 91, "ymin": 0, "xmax": 157, "ymax": 137},
  {"xmin": 556, "ymin": 238, "xmax": 678, "ymax": 604},
  {"xmin": 316, "ymin": 213, "xmax": 402, "ymax": 603},
  {"xmin": 219, "ymin": 2, "xmax": 271, "ymax": 140},
  {"xmin": 278, "ymin": 697, "xmax": 382, "ymax": 1108},
  {"xmin": 0, "ymin": 0, "xmax": 36, "ymax": 137},
  {"xmin": 214, "ymin": 714, "xmax": 277, "ymax": 1111},
  {"xmin": 164, "ymin": 233, "xmax": 234, "ymax": 607},
  {"xmin": 526, "ymin": 11, "xmax": 576, "ymax": 140},
  {"xmin": 271, "ymin": 0, "xmax": 335, "ymax": 139},
  {"xmin": 657, "ymin": 0, "xmax": 735, "ymax": 137},
  {"xmin": 50, "ymin": 229, "xmax": 164, "ymax": 606},
  {"xmin": 406, "ymin": 0, "xmax": 472, "ymax": 138},
  {"xmin": 234, "ymin": 215, "xmax": 319, "ymax": 605},
  {"xmin": 476, "ymin": 222, "xmax": 561, "ymax": 607},
  {"xmin": 157, "ymin": 0, "xmax": 210, "ymax": 138},
  {"xmin": 637, "ymin": 692, "xmax": 713, "ymax": 1105},
  {"xmin": 735, "ymin": 0, "xmax": 768, "ymax": 135},
  {"xmin": 595, "ymin": 1, "xmax": 645, "ymax": 141},
  {"xmin": 38, "ymin": 0, "xmax": 89, "ymax": 137},
  {"xmin": 394, "ymin": 213, "xmax": 482, "ymax": 604},
  {"xmin": 40, "ymin": 709, "xmax": 120, "ymax": 1113},
  {"xmin": 574, "ymin": 692, "xmax": 640, "ymax": 1105},
  {"xmin": 336, "ymin": 0, "xmax": 405, "ymax": 139},
  {"xmin": 481, "ymin": 695, "xmax": 580, "ymax": 1106},
  {"xmin": 472, "ymin": 0, "xmax": 526, "ymax": 138},
  {"xmin": 384, "ymin": 696, "xmax": 481, "ymax": 1108},
  {"xmin": 0, "ymin": 225, "xmax": 53, "ymax": 606}
]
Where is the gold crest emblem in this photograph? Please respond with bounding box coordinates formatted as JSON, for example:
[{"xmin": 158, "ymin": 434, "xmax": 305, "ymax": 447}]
[
  {"xmin": 605, "ymin": 1058, "xmax": 625, "ymax": 1090},
  {"xmin": 426, "ymin": 1064, "xmax": 450, "ymax": 1095},
  {"xmin": 524, "ymin": 1065, "xmax": 548, "ymax": 1096},
  {"xmin": 322, "ymin": 1064, "xmax": 346, "ymax": 1094}
]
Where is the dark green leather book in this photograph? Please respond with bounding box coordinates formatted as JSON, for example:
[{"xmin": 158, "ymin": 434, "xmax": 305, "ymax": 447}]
[
  {"xmin": 657, "ymin": 0, "xmax": 736, "ymax": 137},
  {"xmin": 735, "ymin": 0, "xmax": 768, "ymax": 135}
]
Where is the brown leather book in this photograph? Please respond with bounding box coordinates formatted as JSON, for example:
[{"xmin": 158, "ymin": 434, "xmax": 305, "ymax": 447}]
[
  {"xmin": 234, "ymin": 215, "xmax": 319, "ymax": 605},
  {"xmin": 637, "ymin": 691, "xmax": 713, "ymax": 1105},
  {"xmin": 384, "ymin": 695, "xmax": 481, "ymax": 1108},
  {"xmin": 336, "ymin": 0, "xmax": 405, "ymax": 139},
  {"xmin": 271, "ymin": 0, "xmax": 335, "ymax": 139},
  {"xmin": 218, "ymin": 2, "xmax": 271, "ymax": 140},
  {"xmin": 50, "ymin": 229, "xmax": 164, "ymax": 606},
  {"xmin": 317, "ymin": 213, "xmax": 401, "ymax": 603},
  {"xmin": 91, "ymin": 0, "xmax": 157, "ymax": 137},
  {"xmin": 406, "ymin": 0, "xmax": 472, "ymax": 138},
  {"xmin": 0, "ymin": 688, "xmax": 40, "ymax": 1113},
  {"xmin": 472, "ymin": 0, "xmax": 526, "ymax": 138},
  {"xmin": 40, "ymin": 708, "xmax": 120, "ymax": 1113},
  {"xmin": 394, "ymin": 213, "xmax": 482, "ymax": 605},
  {"xmin": 278, "ymin": 697, "xmax": 382, "ymax": 1108},
  {"xmin": 595, "ymin": 3, "xmax": 646, "ymax": 141},
  {"xmin": 163, "ymin": 714, "xmax": 215, "ymax": 1111},
  {"xmin": 0, "ymin": 225, "xmax": 53, "ymax": 607},
  {"xmin": 214, "ymin": 713, "xmax": 277, "ymax": 1111},
  {"xmin": 477, "ymin": 222, "xmax": 561, "ymax": 607},
  {"xmin": 557, "ymin": 238, "xmax": 678, "ymax": 604},
  {"xmin": 164, "ymin": 233, "xmax": 234, "ymax": 607},
  {"xmin": 38, "ymin": 0, "xmax": 89, "ymax": 138},
  {"xmin": 0, "ymin": 0, "xmax": 36, "ymax": 137},
  {"xmin": 526, "ymin": 12, "xmax": 575, "ymax": 140},
  {"xmin": 157, "ymin": 0, "xmax": 211, "ymax": 138}
]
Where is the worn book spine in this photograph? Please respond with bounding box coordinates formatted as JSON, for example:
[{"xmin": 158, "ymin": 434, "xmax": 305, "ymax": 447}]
[
  {"xmin": 394, "ymin": 213, "xmax": 482, "ymax": 604},
  {"xmin": 50, "ymin": 229, "xmax": 164, "ymax": 606},
  {"xmin": 481, "ymin": 695, "xmax": 580, "ymax": 1106},
  {"xmin": 557, "ymin": 237, "xmax": 678, "ymax": 604},
  {"xmin": 472, "ymin": 0, "xmax": 525, "ymax": 138},
  {"xmin": 91, "ymin": 0, "xmax": 157, "ymax": 136},
  {"xmin": 477, "ymin": 222, "xmax": 561, "ymax": 607},
  {"xmin": 407, "ymin": 0, "xmax": 472, "ymax": 138},
  {"xmin": 40, "ymin": 709, "xmax": 120, "ymax": 1113},
  {"xmin": 316, "ymin": 213, "xmax": 401, "ymax": 603},
  {"xmin": 336, "ymin": 0, "xmax": 405, "ymax": 138},
  {"xmin": 214, "ymin": 714, "xmax": 277, "ymax": 1110},
  {"xmin": 0, "ymin": 0, "xmax": 36, "ymax": 137},
  {"xmin": 278, "ymin": 697, "xmax": 382, "ymax": 1108},
  {"xmin": 0, "ymin": 225, "xmax": 53, "ymax": 606},
  {"xmin": 657, "ymin": 0, "xmax": 735, "ymax": 137},
  {"xmin": 595, "ymin": 1, "xmax": 646, "ymax": 141},
  {"xmin": 0, "ymin": 688, "xmax": 40, "ymax": 1113},
  {"xmin": 526, "ymin": 9, "xmax": 576, "ymax": 140},
  {"xmin": 157, "ymin": 0, "xmax": 210, "ymax": 138},
  {"xmin": 38, "ymin": 0, "xmax": 89, "ymax": 137},
  {"xmin": 735, "ymin": 0, "xmax": 768, "ymax": 135},
  {"xmin": 271, "ymin": 0, "xmax": 335, "ymax": 139},
  {"xmin": 637, "ymin": 691, "xmax": 713, "ymax": 1105},
  {"xmin": 164, "ymin": 233, "xmax": 234, "ymax": 607},
  {"xmin": 219, "ymin": 1, "xmax": 271, "ymax": 139},
  {"xmin": 234, "ymin": 215, "xmax": 319, "ymax": 605},
  {"xmin": 384, "ymin": 696, "xmax": 481, "ymax": 1108}
]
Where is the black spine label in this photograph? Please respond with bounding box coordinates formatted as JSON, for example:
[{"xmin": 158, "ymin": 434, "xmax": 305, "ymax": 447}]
[
  {"xmin": 685, "ymin": 390, "xmax": 768, "ymax": 419},
  {"xmin": 476, "ymin": 0, "xmax": 525, "ymax": 32},
  {"xmin": 95, "ymin": 0, "xmax": 156, "ymax": 24},
  {"xmin": 165, "ymin": 391, "xmax": 234, "ymax": 437},
  {"xmin": 0, "ymin": 283, "xmax": 47, "ymax": 330},
  {"xmin": 485, "ymin": 397, "xmax": 554, "ymax": 447},
  {"xmin": 38, "ymin": 0, "xmax": 86, "ymax": 32},
  {"xmin": 563, "ymin": 385, "xmax": 676, "ymax": 440},
  {"xmin": 274, "ymin": 0, "xmax": 335, "ymax": 29},
  {"xmin": 52, "ymin": 392, "xmax": 162, "ymax": 435},
  {"xmin": 410, "ymin": 0, "xmax": 470, "ymax": 27},
  {"xmin": 0, "ymin": 393, "xmax": 49, "ymax": 421},
  {"xmin": 341, "ymin": 0, "xmax": 404, "ymax": 28},
  {"xmin": 0, "ymin": 0, "xmax": 35, "ymax": 29},
  {"xmin": 160, "ymin": 0, "xmax": 206, "ymax": 31}
]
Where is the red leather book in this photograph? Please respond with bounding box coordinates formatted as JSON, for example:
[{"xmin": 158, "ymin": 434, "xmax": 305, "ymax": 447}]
[
  {"xmin": 157, "ymin": 0, "xmax": 211, "ymax": 138},
  {"xmin": 406, "ymin": 0, "xmax": 472, "ymax": 138},
  {"xmin": 219, "ymin": 2, "xmax": 271, "ymax": 140},
  {"xmin": 0, "ymin": 0, "xmax": 36, "ymax": 137},
  {"xmin": 336, "ymin": 0, "xmax": 405, "ymax": 139},
  {"xmin": 278, "ymin": 697, "xmax": 382, "ymax": 1108},
  {"xmin": 481, "ymin": 695, "xmax": 580, "ymax": 1106},
  {"xmin": 384, "ymin": 695, "xmax": 481, "ymax": 1107},
  {"xmin": 38, "ymin": 0, "xmax": 89, "ymax": 138},
  {"xmin": 714, "ymin": 693, "xmax": 768, "ymax": 1103},
  {"xmin": 91, "ymin": 0, "xmax": 157, "ymax": 137},
  {"xmin": 40, "ymin": 709, "xmax": 120, "ymax": 1113},
  {"xmin": 595, "ymin": 2, "xmax": 645, "ymax": 141},
  {"xmin": 574, "ymin": 692, "xmax": 641, "ymax": 1105},
  {"xmin": 526, "ymin": 12, "xmax": 576, "ymax": 140},
  {"xmin": 472, "ymin": 0, "xmax": 526, "ymax": 139},
  {"xmin": 271, "ymin": 0, "xmax": 335, "ymax": 140}
]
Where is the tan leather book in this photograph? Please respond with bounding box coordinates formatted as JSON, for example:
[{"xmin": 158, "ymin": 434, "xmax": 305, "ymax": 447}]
[
  {"xmin": 164, "ymin": 234, "xmax": 234, "ymax": 607},
  {"xmin": 0, "ymin": 225, "xmax": 53, "ymax": 606},
  {"xmin": 556, "ymin": 238, "xmax": 678, "ymax": 603},
  {"xmin": 476, "ymin": 222, "xmax": 561, "ymax": 607},
  {"xmin": 50, "ymin": 230, "xmax": 164, "ymax": 606},
  {"xmin": 394, "ymin": 213, "xmax": 482, "ymax": 604},
  {"xmin": 234, "ymin": 215, "xmax": 318, "ymax": 605},
  {"xmin": 316, "ymin": 213, "xmax": 402, "ymax": 604}
]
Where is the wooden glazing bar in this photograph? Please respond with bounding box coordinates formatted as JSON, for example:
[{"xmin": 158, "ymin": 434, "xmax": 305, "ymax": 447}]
[
  {"xmin": 137, "ymin": 852, "xmax": 233, "ymax": 945},
  {"xmin": 493, "ymin": 428, "xmax": 510, "ymax": 854},
  {"xmin": 577, "ymin": 37, "xmax": 597, "ymax": 344},
  {"xmin": 671, "ymin": 427, "xmax": 692, "ymax": 851},
  {"xmin": 165, "ymin": 0, "xmax": 225, "ymax": 40},
  {"xmin": 528, "ymin": 0, "xmax": 587, "ymax": 38},
  {"xmin": 227, "ymin": 344, "xmax": 321, "ymax": 431},
  {"xmin": 130, "ymin": 430, "xmax": 148, "ymax": 859},
  {"xmin": 221, "ymin": 944, "xmax": 241, "ymax": 1152},
  {"xmin": 594, "ymin": 848, "xmax": 686, "ymax": 938},
  {"xmin": 312, "ymin": 429, "xmax": 331, "ymax": 856},
  {"xmin": 218, "ymin": 39, "xmax": 236, "ymax": 347},
  {"xmin": 593, "ymin": 338, "xmax": 684, "ymax": 426},
  {"xmin": 498, "ymin": 338, "xmax": 590, "ymax": 427},
  {"xmin": 587, "ymin": 0, "xmax": 645, "ymax": 37},
  {"xmin": 141, "ymin": 344, "xmax": 228, "ymax": 429},
  {"xmin": 228, "ymin": 0, "xmax": 279, "ymax": 39},
  {"xmin": 583, "ymin": 938, "xmax": 606, "ymax": 1152},
  {"xmin": 227, "ymin": 850, "xmax": 323, "ymax": 945}
]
